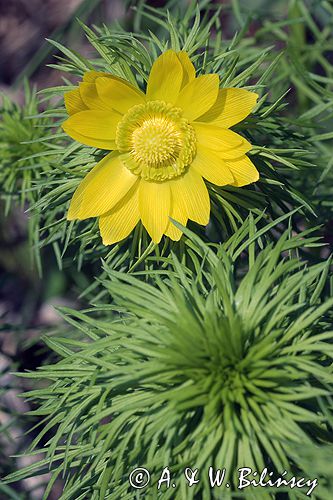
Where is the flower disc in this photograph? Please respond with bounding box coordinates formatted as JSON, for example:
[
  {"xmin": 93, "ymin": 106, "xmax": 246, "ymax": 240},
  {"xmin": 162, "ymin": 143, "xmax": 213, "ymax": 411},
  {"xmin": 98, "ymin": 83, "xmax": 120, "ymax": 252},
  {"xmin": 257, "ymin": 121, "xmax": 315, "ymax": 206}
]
[{"xmin": 116, "ymin": 101, "xmax": 196, "ymax": 181}]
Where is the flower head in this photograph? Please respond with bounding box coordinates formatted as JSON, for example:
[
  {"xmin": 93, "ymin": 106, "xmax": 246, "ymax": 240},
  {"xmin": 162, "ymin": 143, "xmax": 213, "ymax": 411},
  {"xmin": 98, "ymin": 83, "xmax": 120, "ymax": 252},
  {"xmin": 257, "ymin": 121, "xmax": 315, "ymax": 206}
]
[{"xmin": 63, "ymin": 50, "xmax": 259, "ymax": 244}]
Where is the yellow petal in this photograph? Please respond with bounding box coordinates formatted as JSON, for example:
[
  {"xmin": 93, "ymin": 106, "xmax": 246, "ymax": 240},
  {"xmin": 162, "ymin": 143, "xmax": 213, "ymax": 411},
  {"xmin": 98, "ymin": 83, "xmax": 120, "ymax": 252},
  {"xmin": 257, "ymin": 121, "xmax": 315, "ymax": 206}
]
[
  {"xmin": 99, "ymin": 183, "xmax": 140, "ymax": 244},
  {"xmin": 83, "ymin": 71, "xmax": 110, "ymax": 83},
  {"xmin": 198, "ymin": 88, "xmax": 258, "ymax": 128},
  {"xmin": 217, "ymin": 139, "xmax": 252, "ymax": 159},
  {"xmin": 62, "ymin": 126, "xmax": 116, "ymax": 150},
  {"xmin": 193, "ymin": 122, "xmax": 244, "ymax": 151},
  {"xmin": 96, "ymin": 76, "xmax": 145, "ymax": 115},
  {"xmin": 83, "ymin": 71, "xmax": 138, "ymax": 87},
  {"xmin": 176, "ymin": 74, "xmax": 219, "ymax": 122},
  {"xmin": 146, "ymin": 50, "xmax": 183, "ymax": 104},
  {"xmin": 68, "ymin": 153, "xmax": 138, "ymax": 219},
  {"xmin": 62, "ymin": 110, "xmax": 121, "ymax": 140},
  {"xmin": 177, "ymin": 51, "xmax": 196, "ymax": 88},
  {"xmin": 164, "ymin": 194, "xmax": 188, "ymax": 241},
  {"xmin": 64, "ymin": 89, "xmax": 87, "ymax": 115},
  {"xmin": 79, "ymin": 82, "xmax": 114, "ymax": 111},
  {"xmin": 170, "ymin": 168, "xmax": 210, "ymax": 225},
  {"xmin": 191, "ymin": 145, "xmax": 234, "ymax": 186},
  {"xmin": 65, "ymin": 70, "xmax": 121, "ymax": 115},
  {"xmin": 224, "ymin": 155, "xmax": 259, "ymax": 187},
  {"xmin": 139, "ymin": 180, "xmax": 170, "ymax": 243}
]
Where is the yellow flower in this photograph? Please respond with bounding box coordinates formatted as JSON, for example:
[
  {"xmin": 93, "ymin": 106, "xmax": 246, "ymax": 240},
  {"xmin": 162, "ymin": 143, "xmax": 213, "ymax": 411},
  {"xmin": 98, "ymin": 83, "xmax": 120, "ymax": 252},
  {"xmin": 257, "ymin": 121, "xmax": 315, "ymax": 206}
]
[{"xmin": 62, "ymin": 50, "xmax": 259, "ymax": 244}]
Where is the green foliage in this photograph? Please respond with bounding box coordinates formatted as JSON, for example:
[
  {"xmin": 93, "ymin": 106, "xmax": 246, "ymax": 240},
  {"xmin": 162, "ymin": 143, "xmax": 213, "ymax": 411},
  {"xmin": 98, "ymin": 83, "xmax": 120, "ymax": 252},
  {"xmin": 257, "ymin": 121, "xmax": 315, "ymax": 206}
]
[
  {"xmin": 5, "ymin": 219, "xmax": 333, "ymax": 499},
  {"xmin": 218, "ymin": 0, "xmax": 333, "ymax": 224},
  {"xmin": 0, "ymin": 82, "xmax": 53, "ymax": 213},
  {"xmin": 291, "ymin": 441, "xmax": 333, "ymax": 498},
  {"xmin": 0, "ymin": 366, "xmax": 25, "ymax": 500}
]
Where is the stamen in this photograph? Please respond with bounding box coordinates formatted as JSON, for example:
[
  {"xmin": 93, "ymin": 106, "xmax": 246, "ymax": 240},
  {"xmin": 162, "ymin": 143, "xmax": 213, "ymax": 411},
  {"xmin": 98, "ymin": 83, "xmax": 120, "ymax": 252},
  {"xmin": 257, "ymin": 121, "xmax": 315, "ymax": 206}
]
[{"xmin": 116, "ymin": 101, "xmax": 196, "ymax": 181}]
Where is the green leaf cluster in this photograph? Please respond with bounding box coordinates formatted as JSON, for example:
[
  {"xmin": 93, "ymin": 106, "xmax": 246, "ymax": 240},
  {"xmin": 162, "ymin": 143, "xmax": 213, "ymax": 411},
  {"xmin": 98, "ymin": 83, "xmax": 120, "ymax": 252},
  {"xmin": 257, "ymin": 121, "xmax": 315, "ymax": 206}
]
[
  {"xmin": 0, "ymin": 82, "xmax": 53, "ymax": 213},
  {"xmin": 5, "ymin": 219, "xmax": 332, "ymax": 499}
]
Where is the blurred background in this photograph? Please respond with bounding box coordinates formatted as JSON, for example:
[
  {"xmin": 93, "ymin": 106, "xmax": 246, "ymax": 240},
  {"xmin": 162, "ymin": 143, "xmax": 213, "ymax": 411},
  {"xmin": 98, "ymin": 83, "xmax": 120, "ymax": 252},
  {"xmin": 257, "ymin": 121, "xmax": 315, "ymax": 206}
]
[{"xmin": 0, "ymin": 0, "xmax": 332, "ymax": 498}]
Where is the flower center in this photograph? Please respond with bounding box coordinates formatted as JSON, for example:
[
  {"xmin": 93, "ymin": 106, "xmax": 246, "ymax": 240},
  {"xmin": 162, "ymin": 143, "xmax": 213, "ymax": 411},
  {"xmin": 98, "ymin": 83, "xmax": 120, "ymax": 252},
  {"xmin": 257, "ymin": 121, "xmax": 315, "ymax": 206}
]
[
  {"xmin": 116, "ymin": 101, "xmax": 196, "ymax": 181},
  {"xmin": 132, "ymin": 117, "xmax": 182, "ymax": 166}
]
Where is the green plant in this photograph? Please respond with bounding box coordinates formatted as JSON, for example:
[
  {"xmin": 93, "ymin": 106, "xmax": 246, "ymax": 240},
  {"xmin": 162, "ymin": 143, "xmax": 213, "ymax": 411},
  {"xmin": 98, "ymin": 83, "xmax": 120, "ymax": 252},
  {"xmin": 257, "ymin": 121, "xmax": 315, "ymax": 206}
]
[
  {"xmin": 1, "ymin": 2, "xmax": 333, "ymax": 499},
  {"xmin": 0, "ymin": 82, "xmax": 53, "ymax": 213},
  {"xmin": 5, "ymin": 218, "xmax": 333, "ymax": 499}
]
